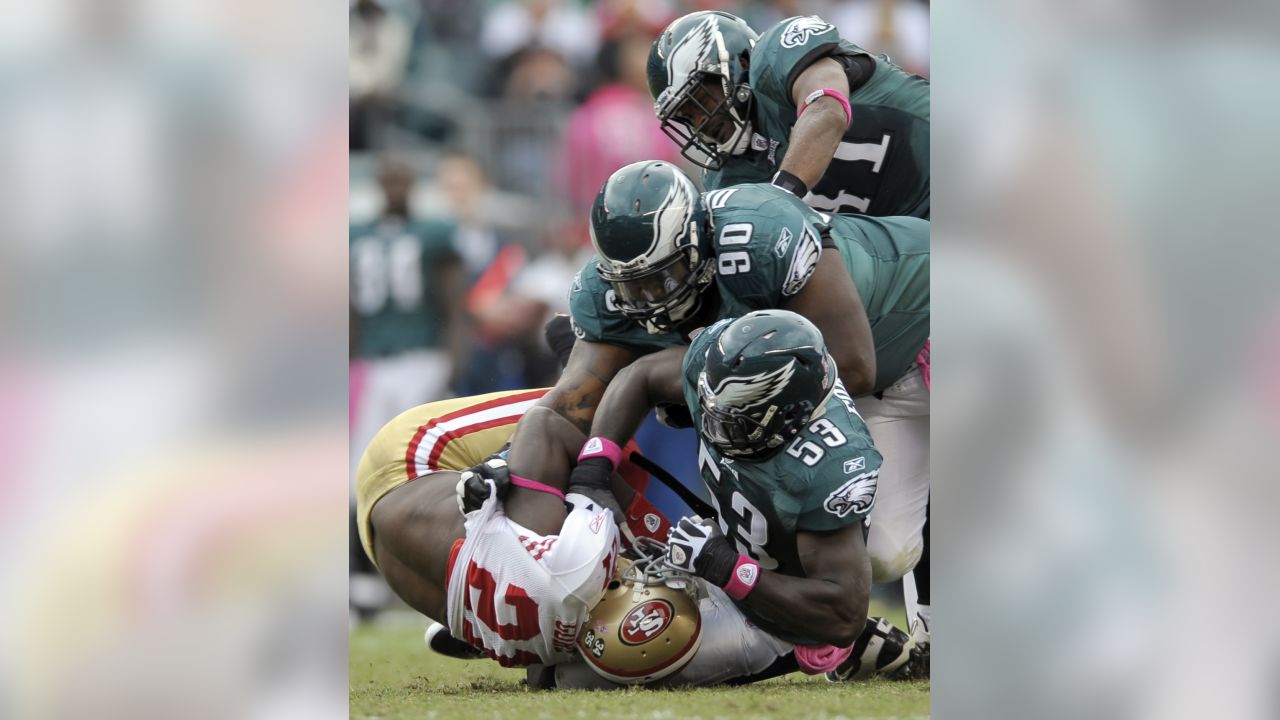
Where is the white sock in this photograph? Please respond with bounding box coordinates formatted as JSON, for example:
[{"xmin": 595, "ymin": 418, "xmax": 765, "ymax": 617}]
[{"xmin": 916, "ymin": 603, "xmax": 931, "ymax": 631}]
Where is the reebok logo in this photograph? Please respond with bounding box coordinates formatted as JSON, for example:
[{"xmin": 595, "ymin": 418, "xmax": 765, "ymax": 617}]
[
  {"xmin": 589, "ymin": 511, "xmax": 607, "ymax": 534},
  {"xmin": 843, "ymin": 457, "xmax": 866, "ymax": 473}
]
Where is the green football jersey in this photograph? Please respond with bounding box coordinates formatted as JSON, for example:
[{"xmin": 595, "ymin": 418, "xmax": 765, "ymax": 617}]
[
  {"xmin": 682, "ymin": 318, "xmax": 882, "ymax": 639},
  {"xmin": 704, "ymin": 15, "xmax": 930, "ymax": 219},
  {"xmin": 568, "ymin": 183, "xmax": 929, "ymax": 392},
  {"xmin": 350, "ymin": 218, "xmax": 458, "ymax": 358}
]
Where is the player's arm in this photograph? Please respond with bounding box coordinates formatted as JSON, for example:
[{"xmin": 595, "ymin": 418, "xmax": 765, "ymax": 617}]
[
  {"xmin": 535, "ymin": 338, "xmax": 639, "ymax": 434},
  {"xmin": 667, "ymin": 518, "xmax": 869, "ymax": 648},
  {"xmin": 772, "ymin": 58, "xmax": 851, "ymax": 197},
  {"xmin": 560, "ymin": 346, "xmax": 687, "ymax": 523},
  {"xmin": 748, "ymin": 524, "xmax": 871, "ymax": 646},
  {"xmin": 586, "ymin": 345, "xmax": 688, "ymax": 447},
  {"xmin": 784, "ymin": 245, "xmax": 876, "ymax": 395}
]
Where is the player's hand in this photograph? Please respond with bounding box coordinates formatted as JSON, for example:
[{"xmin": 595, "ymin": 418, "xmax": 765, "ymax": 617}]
[
  {"xmin": 456, "ymin": 458, "xmax": 511, "ymax": 515},
  {"xmin": 543, "ymin": 314, "xmax": 577, "ymax": 368},
  {"xmin": 655, "ymin": 402, "xmax": 694, "ymax": 429},
  {"xmin": 666, "ymin": 516, "xmax": 738, "ymax": 587}
]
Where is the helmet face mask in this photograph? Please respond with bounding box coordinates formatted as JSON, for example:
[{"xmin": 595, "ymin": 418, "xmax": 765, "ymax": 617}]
[
  {"xmin": 697, "ymin": 372, "xmax": 818, "ymax": 460},
  {"xmin": 656, "ymin": 72, "xmax": 753, "ymax": 170},
  {"xmin": 599, "ymin": 249, "xmax": 704, "ymax": 334}
]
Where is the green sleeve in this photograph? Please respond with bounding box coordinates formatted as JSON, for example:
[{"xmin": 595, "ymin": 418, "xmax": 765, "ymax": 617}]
[
  {"xmin": 750, "ymin": 16, "xmax": 847, "ymax": 108},
  {"xmin": 792, "ymin": 395, "xmax": 884, "ymax": 532},
  {"xmin": 567, "ymin": 262, "xmax": 676, "ymax": 353},
  {"xmin": 795, "ymin": 450, "xmax": 880, "ymax": 533},
  {"xmin": 712, "ymin": 186, "xmax": 825, "ymax": 313}
]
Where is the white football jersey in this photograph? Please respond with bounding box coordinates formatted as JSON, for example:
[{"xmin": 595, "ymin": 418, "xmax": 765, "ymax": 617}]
[{"xmin": 447, "ymin": 487, "xmax": 620, "ymax": 667}]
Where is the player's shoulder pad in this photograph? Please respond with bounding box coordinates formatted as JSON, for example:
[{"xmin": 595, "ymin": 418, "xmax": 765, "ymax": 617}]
[
  {"xmin": 569, "ymin": 259, "xmax": 689, "ymax": 352},
  {"xmin": 567, "ymin": 261, "xmax": 617, "ymax": 343},
  {"xmin": 806, "ymin": 386, "xmax": 883, "ymax": 520},
  {"xmin": 750, "ymin": 16, "xmax": 842, "ymax": 93}
]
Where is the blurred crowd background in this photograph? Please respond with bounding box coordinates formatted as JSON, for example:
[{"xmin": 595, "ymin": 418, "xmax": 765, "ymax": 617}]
[{"xmin": 347, "ymin": 0, "xmax": 930, "ymax": 467}]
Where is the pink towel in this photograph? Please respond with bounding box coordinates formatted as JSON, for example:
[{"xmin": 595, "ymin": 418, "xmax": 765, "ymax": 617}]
[{"xmin": 794, "ymin": 643, "xmax": 853, "ymax": 674}]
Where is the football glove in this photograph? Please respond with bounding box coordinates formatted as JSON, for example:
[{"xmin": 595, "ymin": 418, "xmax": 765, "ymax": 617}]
[
  {"xmin": 543, "ymin": 313, "xmax": 576, "ymax": 369},
  {"xmin": 655, "ymin": 401, "xmax": 694, "ymax": 429},
  {"xmin": 665, "ymin": 516, "xmax": 738, "ymax": 587},
  {"xmin": 456, "ymin": 457, "xmax": 512, "ymax": 515},
  {"xmin": 567, "ymin": 457, "xmax": 624, "ymax": 523}
]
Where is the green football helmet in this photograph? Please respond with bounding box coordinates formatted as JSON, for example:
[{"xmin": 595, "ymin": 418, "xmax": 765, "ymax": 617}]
[
  {"xmin": 647, "ymin": 11, "xmax": 759, "ymax": 170},
  {"xmin": 589, "ymin": 160, "xmax": 713, "ymax": 334},
  {"xmin": 697, "ymin": 310, "xmax": 837, "ymax": 461}
]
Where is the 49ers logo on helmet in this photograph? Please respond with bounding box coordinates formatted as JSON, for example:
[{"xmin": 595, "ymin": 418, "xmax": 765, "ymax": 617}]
[{"xmin": 619, "ymin": 599, "xmax": 675, "ymax": 645}]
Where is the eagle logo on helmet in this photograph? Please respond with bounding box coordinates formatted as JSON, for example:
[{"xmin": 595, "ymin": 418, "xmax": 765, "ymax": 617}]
[
  {"xmin": 780, "ymin": 16, "xmax": 834, "ymax": 49},
  {"xmin": 658, "ymin": 16, "xmax": 719, "ymax": 112},
  {"xmin": 710, "ymin": 359, "xmax": 797, "ymax": 409},
  {"xmin": 648, "ymin": 167, "xmax": 698, "ymax": 259}
]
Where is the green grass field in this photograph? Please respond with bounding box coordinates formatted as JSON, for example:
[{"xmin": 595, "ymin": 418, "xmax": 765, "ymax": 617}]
[{"xmin": 350, "ymin": 607, "xmax": 929, "ymax": 720}]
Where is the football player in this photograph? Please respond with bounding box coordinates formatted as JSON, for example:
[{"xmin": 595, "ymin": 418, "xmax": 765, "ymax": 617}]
[
  {"xmin": 648, "ymin": 11, "xmax": 929, "ymax": 218},
  {"xmin": 571, "ymin": 161, "xmax": 929, "ymax": 593},
  {"xmin": 356, "ymin": 388, "xmax": 795, "ymax": 683},
  {"xmin": 566, "ymin": 310, "xmax": 909, "ymax": 681},
  {"xmin": 356, "ymin": 388, "xmax": 621, "ymax": 667}
]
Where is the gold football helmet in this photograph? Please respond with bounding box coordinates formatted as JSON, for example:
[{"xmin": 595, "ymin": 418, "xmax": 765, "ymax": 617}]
[{"xmin": 577, "ymin": 538, "xmax": 702, "ymax": 684}]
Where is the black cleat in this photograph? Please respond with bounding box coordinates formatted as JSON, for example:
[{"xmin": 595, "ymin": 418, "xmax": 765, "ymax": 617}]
[
  {"xmin": 424, "ymin": 622, "xmax": 485, "ymax": 660},
  {"xmin": 825, "ymin": 617, "xmax": 913, "ymax": 682},
  {"xmin": 885, "ymin": 612, "xmax": 930, "ymax": 680}
]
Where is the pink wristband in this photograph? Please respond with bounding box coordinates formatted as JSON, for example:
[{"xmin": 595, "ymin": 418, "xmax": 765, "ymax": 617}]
[
  {"xmin": 723, "ymin": 555, "xmax": 761, "ymax": 601},
  {"xmin": 578, "ymin": 436, "xmax": 623, "ymax": 468},
  {"xmin": 509, "ymin": 473, "xmax": 566, "ymax": 501},
  {"xmin": 798, "ymin": 88, "xmax": 852, "ymax": 127}
]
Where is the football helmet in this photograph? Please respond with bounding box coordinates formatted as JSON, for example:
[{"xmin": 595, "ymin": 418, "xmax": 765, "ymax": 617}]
[
  {"xmin": 589, "ymin": 161, "xmax": 714, "ymax": 334},
  {"xmin": 697, "ymin": 310, "xmax": 837, "ymax": 461},
  {"xmin": 577, "ymin": 539, "xmax": 703, "ymax": 684},
  {"xmin": 648, "ymin": 11, "xmax": 759, "ymax": 169}
]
